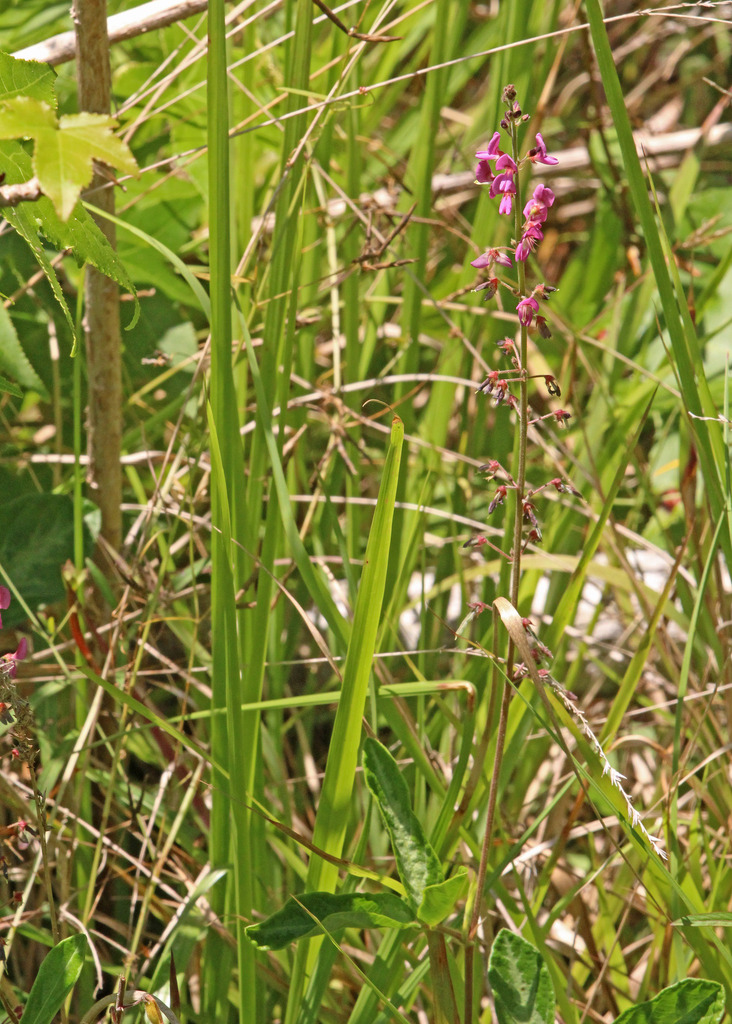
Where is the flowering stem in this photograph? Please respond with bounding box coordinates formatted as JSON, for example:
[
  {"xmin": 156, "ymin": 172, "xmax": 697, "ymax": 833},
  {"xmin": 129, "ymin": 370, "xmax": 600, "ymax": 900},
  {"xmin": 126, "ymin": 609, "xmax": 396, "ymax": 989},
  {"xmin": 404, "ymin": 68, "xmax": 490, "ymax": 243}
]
[
  {"xmin": 480, "ymin": 120, "xmax": 530, "ymax": 868},
  {"xmin": 509, "ymin": 124, "xmax": 529, "ymax": 615},
  {"xmin": 466, "ymin": 108, "xmax": 534, "ymax": 1024}
]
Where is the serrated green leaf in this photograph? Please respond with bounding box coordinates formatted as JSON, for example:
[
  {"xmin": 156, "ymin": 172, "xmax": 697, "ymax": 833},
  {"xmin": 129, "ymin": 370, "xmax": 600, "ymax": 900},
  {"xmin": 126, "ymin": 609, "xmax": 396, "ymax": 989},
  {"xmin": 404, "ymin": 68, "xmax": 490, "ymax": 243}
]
[
  {"xmin": 0, "ymin": 97, "xmax": 137, "ymax": 220},
  {"xmin": 0, "ymin": 137, "xmax": 31, "ymax": 182},
  {"xmin": 0, "ymin": 94, "xmax": 55, "ymax": 136},
  {"xmin": 0, "ymin": 136, "xmax": 75, "ymax": 334},
  {"xmin": 22, "ymin": 934, "xmax": 87, "ymax": 1024},
  {"xmin": 488, "ymin": 930, "xmax": 555, "ymax": 1024},
  {"xmin": 613, "ymin": 979, "xmax": 724, "ymax": 1024},
  {"xmin": 0, "ymin": 303, "xmax": 48, "ymax": 397},
  {"xmin": 418, "ymin": 868, "xmax": 469, "ymax": 927},
  {"xmin": 0, "ymin": 138, "xmax": 136, "ymax": 328},
  {"xmin": 246, "ymin": 891, "xmax": 414, "ymax": 951},
  {"xmin": 37, "ymin": 197, "xmax": 138, "ymax": 324},
  {"xmin": 362, "ymin": 737, "xmax": 444, "ymax": 912},
  {"xmin": 0, "ymin": 52, "xmax": 56, "ymax": 107},
  {"xmin": 2, "ymin": 200, "xmax": 75, "ymax": 334},
  {"xmin": 0, "ymin": 375, "xmax": 22, "ymax": 398}
]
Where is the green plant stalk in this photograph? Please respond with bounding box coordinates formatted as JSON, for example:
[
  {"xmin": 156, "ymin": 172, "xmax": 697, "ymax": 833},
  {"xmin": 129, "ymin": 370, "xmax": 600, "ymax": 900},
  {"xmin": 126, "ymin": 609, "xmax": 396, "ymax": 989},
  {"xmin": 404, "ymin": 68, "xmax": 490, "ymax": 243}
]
[
  {"xmin": 70, "ymin": 277, "xmax": 95, "ymax": 935},
  {"xmin": 231, "ymin": 17, "xmax": 316, "ymax": 999},
  {"xmin": 284, "ymin": 417, "xmax": 403, "ymax": 1024},
  {"xmin": 426, "ymin": 930, "xmax": 461, "ymax": 1024},
  {"xmin": 463, "ymin": 602, "xmax": 502, "ymax": 1024},
  {"xmin": 206, "ymin": 0, "xmax": 254, "ymax": 1019}
]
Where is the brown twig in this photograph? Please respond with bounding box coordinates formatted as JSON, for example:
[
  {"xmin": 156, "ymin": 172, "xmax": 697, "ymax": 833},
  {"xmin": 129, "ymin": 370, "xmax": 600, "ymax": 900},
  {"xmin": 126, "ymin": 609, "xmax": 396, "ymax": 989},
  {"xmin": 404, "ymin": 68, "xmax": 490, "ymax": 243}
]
[
  {"xmin": 311, "ymin": 0, "xmax": 401, "ymax": 43},
  {"xmin": 0, "ymin": 177, "xmax": 43, "ymax": 208},
  {"xmin": 14, "ymin": 0, "xmax": 211, "ymax": 65}
]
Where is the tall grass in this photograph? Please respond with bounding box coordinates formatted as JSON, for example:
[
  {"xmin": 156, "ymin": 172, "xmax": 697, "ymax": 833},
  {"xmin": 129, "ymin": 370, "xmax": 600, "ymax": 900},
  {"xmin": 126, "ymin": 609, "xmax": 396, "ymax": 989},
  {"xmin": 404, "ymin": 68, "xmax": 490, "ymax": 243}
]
[{"xmin": 1, "ymin": 1, "xmax": 731, "ymax": 1022}]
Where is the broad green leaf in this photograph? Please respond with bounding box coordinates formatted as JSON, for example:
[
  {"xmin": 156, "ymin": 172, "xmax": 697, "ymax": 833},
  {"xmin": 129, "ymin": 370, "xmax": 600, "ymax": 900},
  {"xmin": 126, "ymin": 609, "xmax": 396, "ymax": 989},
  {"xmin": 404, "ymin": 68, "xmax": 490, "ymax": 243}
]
[
  {"xmin": 613, "ymin": 979, "xmax": 724, "ymax": 1024},
  {"xmin": 488, "ymin": 930, "xmax": 555, "ymax": 1024},
  {"xmin": 418, "ymin": 868, "xmax": 469, "ymax": 927},
  {"xmin": 246, "ymin": 892, "xmax": 414, "ymax": 951},
  {"xmin": 0, "ymin": 494, "xmax": 93, "ymax": 625},
  {"xmin": 22, "ymin": 934, "xmax": 87, "ymax": 1024},
  {"xmin": 0, "ymin": 303, "xmax": 47, "ymax": 396},
  {"xmin": 0, "ymin": 97, "xmax": 137, "ymax": 220},
  {"xmin": 0, "ymin": 51, "xmax": 56, "ymax": 106},
  {"xmin": 362, "ymin": 737, "xmax": 444, "ymax": 913}
]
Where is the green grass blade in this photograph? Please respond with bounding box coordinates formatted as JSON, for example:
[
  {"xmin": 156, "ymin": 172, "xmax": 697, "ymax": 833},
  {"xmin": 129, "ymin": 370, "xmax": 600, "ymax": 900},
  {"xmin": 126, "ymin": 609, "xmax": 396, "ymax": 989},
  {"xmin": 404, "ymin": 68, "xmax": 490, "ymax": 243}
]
[
  {"xmin": 285, "ymin": 416, "xmax": 404, "ymax": 1023},
  {"xmin": 308, "ymin": 415, "xmax": 404, "ymax": 889},
  {"xmin": 584, "ymin": 0, "xmax": 732, "ymax": 567}
]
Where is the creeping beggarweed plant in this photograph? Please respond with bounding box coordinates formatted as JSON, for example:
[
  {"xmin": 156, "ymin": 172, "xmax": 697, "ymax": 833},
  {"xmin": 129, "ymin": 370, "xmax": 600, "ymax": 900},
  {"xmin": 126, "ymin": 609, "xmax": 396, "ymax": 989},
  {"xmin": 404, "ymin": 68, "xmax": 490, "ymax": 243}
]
[
  {"xmin": 459, "ymin": 85, "xmax": 670, "ymax": 1024},
  {"xmin": 464, "ymin": 86, "xmax": 667, "ymax": 887}
]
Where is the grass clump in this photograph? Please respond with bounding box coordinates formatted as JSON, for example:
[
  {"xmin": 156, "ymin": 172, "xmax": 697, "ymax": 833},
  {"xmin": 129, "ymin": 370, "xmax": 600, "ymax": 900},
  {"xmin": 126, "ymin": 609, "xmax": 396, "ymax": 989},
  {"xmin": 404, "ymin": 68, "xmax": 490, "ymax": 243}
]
[{"xmin": 0, "ymin": 2, "xmax": 731, "ymax": 1023}]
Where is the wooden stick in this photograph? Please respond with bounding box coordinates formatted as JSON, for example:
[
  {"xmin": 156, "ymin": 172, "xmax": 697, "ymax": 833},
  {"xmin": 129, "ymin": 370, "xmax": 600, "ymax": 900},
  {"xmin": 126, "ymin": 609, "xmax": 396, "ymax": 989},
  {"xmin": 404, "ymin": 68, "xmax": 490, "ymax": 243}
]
[{"xmin": 13, "ymin": 0, "xmax": 211, "ymax": 66}]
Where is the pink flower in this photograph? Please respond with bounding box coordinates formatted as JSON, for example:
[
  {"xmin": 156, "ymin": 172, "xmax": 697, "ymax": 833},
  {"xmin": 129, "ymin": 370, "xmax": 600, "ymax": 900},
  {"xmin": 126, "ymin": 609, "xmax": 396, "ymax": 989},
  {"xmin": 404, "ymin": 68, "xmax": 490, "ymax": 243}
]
[
  {"xmin": 528, "ymin": 133, "xmax": 559, "ymax": 165},
  {"xmin": 515, "ymin": 239, "xmax": 530, "ymax": 262},
  {"xmin": 488, "ymin": 485, "xmax": 508, "ymax": 514},
  {"xmin": 523, "ymin": 185, "xmax": 555, "ymax": 222},
  {"xmin": 490, "ymin": 154, "xmax": 518, "ymax": 215},
  {"xmin": 498, "ymin": 194, "xmax": 513, "ymax": 215},
  {"xmin": 3, "ymin": 637, "xmax": 27, "ymax": 679},
  {"xmin": 515, "ymin": 223, "xmax": 544, "ymax": 262},
  {"xmin": 475, "ymin": 160, "xmax": 494, "ymax": 184},
  {"xmin": 477, "ymin": 371, "xmax": 499, "ymax": 395},
  {"xmin": 470, "ymin": 247, "xmax": 511, "ymax": 270},
  {"xmin": 516, "ymin": 296, "xmax": 539, "ymax": 325},
  {"xmin": 475, "ymin": 133, "xmax": 504, "ymax": 182},
  {"xmin": 495, "ymin": 153, "xmax": 517, "ymax": 174},
  {"xmin": 490, "ymin": 172, "xmax": 517, "ymax": 199},
  {"xmin": 0, "ymin": 586, "xmax": 9, "ymax": 630},
  {"xmin": 475, "ymin": 132, "xmax": 502, "ymax": 161}
]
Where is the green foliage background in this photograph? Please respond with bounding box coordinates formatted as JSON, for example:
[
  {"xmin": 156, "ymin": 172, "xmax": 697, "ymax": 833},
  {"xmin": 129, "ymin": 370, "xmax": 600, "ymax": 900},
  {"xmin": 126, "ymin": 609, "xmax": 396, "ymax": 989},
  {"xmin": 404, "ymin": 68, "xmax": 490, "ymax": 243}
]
[{"xmin": 0, "ymin": 1, "xmax": 731, "ymax": 1022}]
